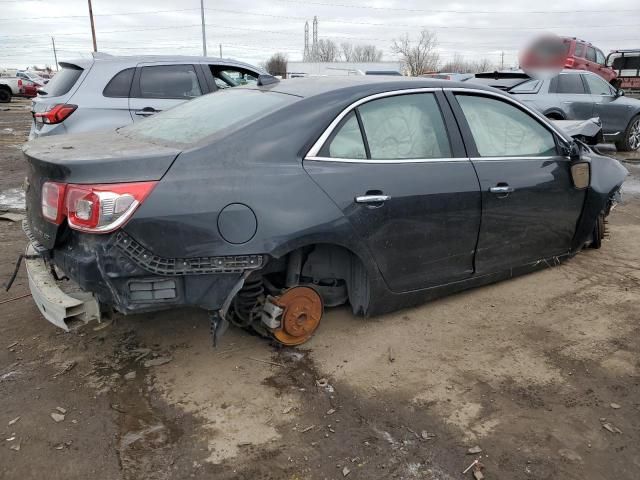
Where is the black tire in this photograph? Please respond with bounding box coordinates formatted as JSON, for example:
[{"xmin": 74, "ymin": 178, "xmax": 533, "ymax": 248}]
[
  {"xmin": 616, "ymin": 114, "xmax": 640, "ymax": 152},
  {"xmin": 589, "ymin": 213, "xmax": 606, "ymax": 249},
  {"xmin": 545, "ymin": 112, "xmax": 564, "ymax": 121},
  {"xmin": 0, "ymin": 87, "xmax": 11, "ymax": 103}
]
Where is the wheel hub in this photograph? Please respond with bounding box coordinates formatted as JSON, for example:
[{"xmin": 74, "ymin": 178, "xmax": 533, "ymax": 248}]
[{"xmin": 271, "ymin": 286, "xmax": 323, "ymax": 346}]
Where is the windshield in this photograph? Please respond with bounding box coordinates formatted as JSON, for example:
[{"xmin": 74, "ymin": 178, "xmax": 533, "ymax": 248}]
[
  {"xmin": 120, "ymin": 89, "xmax": 298, "ymax": 146},
  {"xmin": 40, "ymin": 64, "xmax": 83, "ymax": 96}
]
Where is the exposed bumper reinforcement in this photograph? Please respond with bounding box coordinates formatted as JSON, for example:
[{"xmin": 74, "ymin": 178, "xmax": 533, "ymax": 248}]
[{"xmin": 25, "ymin": 243, "xmax": 101, "ymax": 331}]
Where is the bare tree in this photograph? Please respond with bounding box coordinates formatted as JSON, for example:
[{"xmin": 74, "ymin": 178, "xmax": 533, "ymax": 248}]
[
  {"xmin": 264, "ymin": 52, "xmax": 288, "ymax": 77},
  {"xmin": 441, "ymin": 53, "xmax": 472, "ymax": 73},
  {"xmin": 472, "ymin": 57, "xmax": 494, "ymax": 73},
  {"xmin": 340, "ymin": 42, "xmax": 354, "ymax": 62},
  {"xmin": 391, "ymin": 30, "xmax": 439, "ymax": 76},
  {"xmin": 315, "ymin": 39, "xmax": 340, "ymax": 62}
]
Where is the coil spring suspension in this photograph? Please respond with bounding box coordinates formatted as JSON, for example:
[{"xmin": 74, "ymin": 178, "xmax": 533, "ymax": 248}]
[{"xmin": 230, "ymin": 276, "xmax": 264, "ymax": 328}]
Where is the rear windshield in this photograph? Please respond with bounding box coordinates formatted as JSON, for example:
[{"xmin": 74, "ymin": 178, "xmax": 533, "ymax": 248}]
[
  {"xmin": 120, "ymin": 89, "xmax": 298, "ymax": 145},
  {"xmin": 40, "ymin": 64, "xmax": 83, "ymax": 97}
]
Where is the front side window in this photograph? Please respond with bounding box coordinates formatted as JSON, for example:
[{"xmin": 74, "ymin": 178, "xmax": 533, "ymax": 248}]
[
  {"xmin": 138, "ymin": 64, "xmax": 202, "ymax": 99},
  {"xmin": 211, "ymin": 66, "xmax": 258, "ymax": 89},
  {"xmin": 456, "ymin": 95, "xmax": 557, "ymax": 157},
  {"xmin": 324, "ymin": 112, "xmax": 367, "ymax": 159},
  {"xmin": 586, "ymin": 47, "xmax": 597, "ymax": 63},
  {"xmin": 552, "ymin": 74, "xmax": 586, "ymax": 94},
  {"xmin": 574, "ymin": 43, "xmax": 586, "ymax": 58},
  {"xmin": 584, "ymin": 74, "xmax": 614, "ymax": 95},
  {"xmin": 358, "ymin": 93, "xmax": 451, "ymax": 159},
  {"xmin": 595, "ymin": 49, "xmax": 606, "ymax": 65}
]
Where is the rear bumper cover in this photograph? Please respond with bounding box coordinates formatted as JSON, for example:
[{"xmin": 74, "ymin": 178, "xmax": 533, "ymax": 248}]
[
  {"xmin": 23, "ymin": 223, "xmax": 261, "ymax": 321},
  {"xmin": 25, "ymin": 243, "xmax": 101, "ymax": 331}
]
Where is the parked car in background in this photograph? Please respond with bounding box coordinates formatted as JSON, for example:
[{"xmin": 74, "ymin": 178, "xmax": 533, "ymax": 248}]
[
  {"xmin": 30, "ymin": 53, "xmax": 265, "ymax": 139},
  {"xmin": 560, "ymin": 37, "xmax": 617, "ymax": 83},
  {"xmin": 607, "ymin": 49, "xmax": 640, "ymax": 97},
  {"xmin": 22, "ymin": 77, "xmax": 626, "ymax": 345},
  {"xmin": 17, "ymin": 70, "xmax": 48, "ymax": 86},
  {"xmin": 0, "ymin": 74, "xmax": 33, "ymax": 102},
  {"xmin": 422, "ymin": 73, "xmax": 474, "ymax": 81},
  {"xmin": 468, "ymin": 70, "xmax": 640, "ymax": 151}
]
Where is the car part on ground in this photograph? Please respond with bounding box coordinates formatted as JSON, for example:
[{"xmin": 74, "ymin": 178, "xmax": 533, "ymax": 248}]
[
  {"xmin": 21, "ymin": 76, "xmax": 628, "ymax": 346},
  {"xmin": 29, "ymin": 52, "xmax": 265, "ymax": 139}
]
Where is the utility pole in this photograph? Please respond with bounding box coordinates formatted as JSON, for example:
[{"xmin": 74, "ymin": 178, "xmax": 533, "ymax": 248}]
[
  {"xmin": 200, "ymin": 0, "xmax": 207, "ymax": 56},
  {"xmin": 303, "ymin": 21, "xmax": 309, "ymax": 61},
  {"xmin": 219, "ymin": 44, "xmax": 222, "ymax": 58},
  {"xmin": 51, "ymin": 37, "xmax": 59, "ymax": 71},
  {"xmin": 501, "ymin": 51, "xmax": 504, "ymax": 69},
  {"xmin": 312, "ymin": 16, "xmax": 318, "ymax": 61},
  {"xmin": 87, "ymin": 0, "xmax": 97, "ymax": 52}
]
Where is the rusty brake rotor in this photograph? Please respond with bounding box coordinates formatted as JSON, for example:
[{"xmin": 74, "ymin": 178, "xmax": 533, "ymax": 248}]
[{"xmin": 271, "ymin": 286, "xmax": 323, "ymax": 346}]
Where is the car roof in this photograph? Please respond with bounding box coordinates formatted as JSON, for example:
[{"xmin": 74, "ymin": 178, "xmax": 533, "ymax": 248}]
[
  {"xmin": 260, "ymin": 75, "xmax": 494, "ymax": 99},
  {"xmin": 61, "ymin": 53, "xmax": 263, "ymax": 72}
]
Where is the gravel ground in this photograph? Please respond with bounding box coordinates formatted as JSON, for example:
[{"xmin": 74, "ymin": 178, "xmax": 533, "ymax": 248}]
[{"xmin": 1, "ymin": 98, "xmax": 639, "ymax": 480}]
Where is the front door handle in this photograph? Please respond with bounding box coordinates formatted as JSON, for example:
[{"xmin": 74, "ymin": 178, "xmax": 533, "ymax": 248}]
[
  {"xmin": 490, "ymin": 185, "xmax": 515, "ymax": 194},
  {"xmin": 135, "ymin": 107, "xmax": 160, "ymax": 116},
  {"xmin": 355, "ymin": 194, "xmax": 391, "ymax": 204}
]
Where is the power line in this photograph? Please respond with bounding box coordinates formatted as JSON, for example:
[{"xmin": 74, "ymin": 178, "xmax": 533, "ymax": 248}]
[
  {"xmin": 272, "ymin": 0, "xmax": 640, "ymax": 15},
  {"xmin": 0, "ymin": 7, "xmax": 200, "ymax": 23}
]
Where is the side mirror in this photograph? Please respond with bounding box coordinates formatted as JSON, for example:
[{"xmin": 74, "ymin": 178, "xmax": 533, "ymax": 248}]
[
  {"xmin": 562, "ymin": 140, "xmax": 581, "ymax": 161},
  {"xmin": 570, "ymin": 162, "xmax": 590, "ymax": 190}
]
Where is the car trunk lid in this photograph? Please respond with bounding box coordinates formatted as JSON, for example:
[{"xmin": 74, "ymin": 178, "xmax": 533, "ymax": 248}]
[{"xmin": 23, "ymin": 131, "xmax": 181, "ymax": 249}]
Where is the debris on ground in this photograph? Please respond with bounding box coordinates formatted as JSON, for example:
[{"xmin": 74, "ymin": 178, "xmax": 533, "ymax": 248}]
[
  {"xmin": 8, "ymin": 416, "xmax": 20, "ymax": 426},
  {"xmin": 55, "ymin": 406, "xmax": 67, "ymax": 414},
  {"xmin": 473, "ymin": 461, "xmax": 486, "ymax": 480},
  {"xmin": 52, "ymin": 361, "xmax": 76, "ymax": 378},
  {"xmin": 602, "ymin": 422, "xmax": 622, "ymax": 434},
  {"xmin": 143, "ymin": 356, "xmax": 173, "ymax": 368},
  {"xmin": 421, "ymin": 430, "xmax": 436, "ymax": 440},
  {"xmin": 0, "ymin": 212, "xmax": 25, "ymax": 222},
  {"xmin": 300, "ymin": 425, "xmax": 315, "ymax": 433},
  {"xmin": 468, "ymin": 445, "xmax": 483, "ymax": 454},
  {"xmin": 326, "ymin": 408, "xmax": 336, "ymax": 415},
  {"xmin": 388, "ymin": 346, "xmax": 395, "ymax": 363},
  {"xmin": 93, "ymin": 319, "xmax": 113, "ymax": 331},
  {"xmin": 610, "ymin": 403, "xmax": 621, "ymax": 409},
  {"xmin": 282, "ymin": 406, "xmax": 293, "ymax": 414},
  {"xmin": 6, "ymin": 341, "xmax": 18, "ymax": 350},
  {"xmin": 50, "ymin": 412, "xmax": 65, "ymax": 423},
  {"xmin": 10, "ymin": 442, "xmax": 21, "ymax": 451},
  {"xmin": 342, "ymin": 466, "xmax": 351, "ymax": 477},
  {"xmin": 463, "ymin": 458, "xmax": 481, "ymax": 475},
  {"xmin": 124, "ymin": 371, "xmax": 137, "ymax": 381}
]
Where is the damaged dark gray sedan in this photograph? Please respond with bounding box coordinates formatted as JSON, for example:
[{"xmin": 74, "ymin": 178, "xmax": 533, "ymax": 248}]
[{"xmin": 21, "ymin": 76, "xmax": 627, "ymax": 345}]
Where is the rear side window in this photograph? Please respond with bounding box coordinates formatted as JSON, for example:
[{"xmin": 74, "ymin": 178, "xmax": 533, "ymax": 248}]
[
  {"xmin": 138, "ymin": 65, "xmax": 202, "ymax": 99},
  {"xmin": 595, "ymin": 49, "xmax": 606, "ymax": 65},
  {"xmin": 325, "ymin": 112, "xmax": 367, "ymax": 159},
  {"xmin": 586, "ymin": 47, "xmax": 597, "ymax": 63},
  {"xmin": 121, "ymin": 89, "xmax": 297, "ymax": 145},
  {"xmin": 41, "ymin": 64, "xmax": 83, "ymax": 97},
  {"xmin": 103, "ymin": 68, "xmax": 134, "ymax": 97},
  {"xmin": 358, "ymin": 94, "xmax": 451, "ymax": 159},
  {"xmin": 574, "ymin": 43, "xmax": 586, "ymax": 58},
  {"xmin": 456, "ymin": 95, "xmax": 557, "ymax": 157},
  {"xmin": 551, "ymin": 74, "xmax": 586, "ymax": 94}
]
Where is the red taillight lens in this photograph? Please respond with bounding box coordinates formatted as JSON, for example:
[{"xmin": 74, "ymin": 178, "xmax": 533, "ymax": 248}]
[
  {"xmin": 564, "ymin": 57, "xmax": 576, "ymax": 68},
  {"xmin": 41, "ymin": 181, "xmax": 157, "ymax": 233},
  {"xmin": 41, "ymin": 181, "xmax": 67, "ymax": 224},
  {"xmin": 17, "ymin": 79, "xmax": 22, "ymax": 87},
  {"xmin": 34, "ymin": 104, "xmax": 77, "ymax": 125}
]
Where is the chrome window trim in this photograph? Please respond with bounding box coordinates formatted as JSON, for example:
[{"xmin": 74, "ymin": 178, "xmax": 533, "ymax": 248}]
[
  {"xmin": 305, "ymin": 156, "xmax": 469, "ymax": 164},
  {"xmin": 305, "ymin": 87, "xmax": 442, "ymax": 159},
  {"xmin": 470, "ymin": 155, "xmax": 568, "ymax": 162},
  {"xmin": 304, "ymin": 86, "xmax": 572, "ymax": 163}
]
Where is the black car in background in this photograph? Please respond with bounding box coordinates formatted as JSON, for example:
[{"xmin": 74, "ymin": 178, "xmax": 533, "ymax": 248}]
[{"xmin": 22, "ymin": 76, "xmax": 627, "ymax": 345}]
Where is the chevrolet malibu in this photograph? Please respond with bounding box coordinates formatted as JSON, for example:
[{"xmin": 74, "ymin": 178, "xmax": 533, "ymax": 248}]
[{"xmin": 21, "ymin": 76, "xmax": 627, "ymax": 346}]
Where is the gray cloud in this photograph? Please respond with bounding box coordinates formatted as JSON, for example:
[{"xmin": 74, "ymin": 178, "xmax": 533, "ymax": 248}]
[{"xmin": 1, "ymin": 0, "xmax": 638, "ymax": 69}]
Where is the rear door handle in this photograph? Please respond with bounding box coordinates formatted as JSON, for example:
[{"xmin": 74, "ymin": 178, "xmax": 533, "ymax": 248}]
[
  {"xmin": 355, "ymin": 194, "xmax": 391, "ymax": 204},
  {"xmin": 135, "ymin": 107, "xmax": 160, "ymax": 116},
  {"xmin": 490, "ymin": 185, "xmax": 515, "ymax": 194}
]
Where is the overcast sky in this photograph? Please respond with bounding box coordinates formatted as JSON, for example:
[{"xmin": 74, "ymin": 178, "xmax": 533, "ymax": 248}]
[{"xmin": 1, "ymin": 0, "xmax": 638, "ymax": 70}]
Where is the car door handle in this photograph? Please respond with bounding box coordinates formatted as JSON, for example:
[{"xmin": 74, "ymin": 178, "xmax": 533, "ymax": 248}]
[
  {"xmin": 135, "ymin": 107, "xmax": 160, "ymax": 116},
  {"xmin": 490, "ymin": 185, "xmax": 514, "ymax": 194},
  {"xmin": 355, "ymin": 194, "xmax": 391, "ymax": 204}
]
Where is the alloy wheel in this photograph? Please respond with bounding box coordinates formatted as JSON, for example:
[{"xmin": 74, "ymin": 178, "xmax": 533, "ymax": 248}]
[{"xmin": 630, "ymin": 118, "xmax": 640, "ymax": 151}]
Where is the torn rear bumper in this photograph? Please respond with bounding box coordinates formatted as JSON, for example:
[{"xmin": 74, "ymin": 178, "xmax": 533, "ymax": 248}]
[{"xmin": 25, "ymin": 243, "xmax": 101, "ymax": 331}]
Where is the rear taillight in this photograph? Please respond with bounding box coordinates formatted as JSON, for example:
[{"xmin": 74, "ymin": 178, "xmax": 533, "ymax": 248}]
[
  {"xmin": 17, "ymin": 79, "xmax": 22, "ymax": 87},
  {"xmin": 41, "ymin": 181, "xmax": 157, "ymax": 233},
  {"xmin": 33, "ymin": 104, "xmax": 77, "ymax": 125},
  {"xmin": 565, "ymin": 57, "xmax": 576, "ymax": 68},
  {"xmin": 41, "ymin": 181, "xmax": 66, "ymax": 224}
]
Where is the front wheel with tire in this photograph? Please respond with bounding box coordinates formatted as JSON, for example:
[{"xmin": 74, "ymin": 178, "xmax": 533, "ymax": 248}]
[
  {"xmin": 616, "ymin": 115, "xmax": 640, "ymax": 152},
  {"xmin": 0, "ymin": 88, "xmax": 11, "ymax": 103}
]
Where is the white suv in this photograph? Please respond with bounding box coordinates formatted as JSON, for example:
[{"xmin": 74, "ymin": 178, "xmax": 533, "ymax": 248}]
[{"xmin": 30, "ymin": 53, "xmax": 265, "ymax": 139}]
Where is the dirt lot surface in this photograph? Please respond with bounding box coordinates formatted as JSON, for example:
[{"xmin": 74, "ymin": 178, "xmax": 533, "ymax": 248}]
[{"xmin": 1, "ymin": 99, "xmax": 639, "ymax": 480}]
